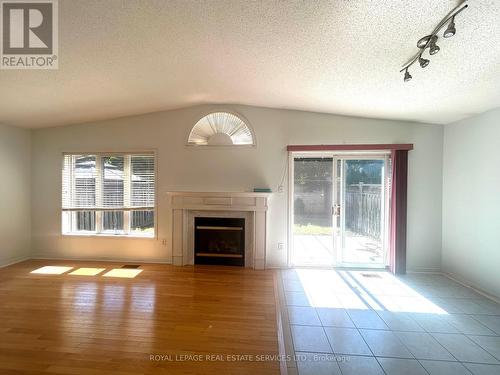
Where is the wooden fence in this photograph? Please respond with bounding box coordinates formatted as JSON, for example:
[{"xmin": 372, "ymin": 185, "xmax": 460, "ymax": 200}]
[
  {"xmin": 345, "ymin": 184, "xmax": 382, "ymax": 239},
  {"xmin": 75, "ymin": 210, "xmax": 154, "ymax": 231}
]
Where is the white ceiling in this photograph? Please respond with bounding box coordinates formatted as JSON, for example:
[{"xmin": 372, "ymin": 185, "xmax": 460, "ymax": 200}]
[{"xmin": 1, "ymin": 0, "xmax": 499, "ymax": 128}]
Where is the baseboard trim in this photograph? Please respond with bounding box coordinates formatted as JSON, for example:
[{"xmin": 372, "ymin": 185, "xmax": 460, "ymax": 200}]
[
  {"xmin": 442, "ymin": 272, "xmax": 500, "ymax": 304},
  {"xmin": 30, "ymin": 256, "xmax": 172, "ymax": 265},
  {"xmin": 172, "ymin": 256, "xmax": 183, "ymax": 266},
  {"xmin": 0, "ymin": 256, "xmax": 31, "ymax": 268},
  {"xmin": 404, "ymin": 268, "xmax": 500, "ymax": 304},
  {"xmin": 406, "ymin": 268, "xmax": 442, "ymax": 274}
]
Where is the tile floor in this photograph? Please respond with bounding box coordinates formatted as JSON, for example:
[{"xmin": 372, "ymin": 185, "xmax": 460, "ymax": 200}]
[
  {"xmin": 292, "ymin": 234, "xmax": 383, "ymax": 265},
  {"xmin": 280, "ymin": 269, "xmax": 500, "ymax": 375}
]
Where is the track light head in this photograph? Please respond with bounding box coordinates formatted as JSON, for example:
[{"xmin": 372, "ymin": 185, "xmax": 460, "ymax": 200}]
[
  {"xmin": 417, "ymin": 35, "xmax": 439, "ymax": 55},
  {"xmin": 429, "ymin": 38, "xmax": 440, "ymax": 55},
  {"xmin": 404, "ymin": 69, "xmax": 412, "ymax": 82},
  {"xmin": 444, "ymin": 16, "xmax": 456, "ymax": 38},
  {"xmin": 419, "ymin": 57, "xmax": 430, "ymax": 68},
  {"xmin": 429, "ymin": 44, "xmax": 440, "ymax": 55}
]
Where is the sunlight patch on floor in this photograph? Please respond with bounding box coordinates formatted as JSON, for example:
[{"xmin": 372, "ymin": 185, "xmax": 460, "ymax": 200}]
[
  {"xmin": 296, "ymin": 268, "xmax": 448, "ymax": 314},
  {"xmin": 31, "ymin": 266, "xmax": 73, "ymax": 275},
  {"xmin": 69, "ymin": 268, "xmax": 105, "ymax": 276},
  {"xmin": 102, "ymin": 269, "xmax": 143, "ymax": 278}
]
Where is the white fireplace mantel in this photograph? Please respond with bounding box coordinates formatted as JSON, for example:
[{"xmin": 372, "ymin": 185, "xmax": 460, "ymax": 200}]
[{"xmin": 166, "ymin": 191, "xmax": 270, "ymax": 270}]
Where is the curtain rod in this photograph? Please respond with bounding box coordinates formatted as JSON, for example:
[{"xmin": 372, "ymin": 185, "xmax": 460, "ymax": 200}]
[{"xmin": 287, "ymin": 144, "xmax": 414, "ymax": 152}]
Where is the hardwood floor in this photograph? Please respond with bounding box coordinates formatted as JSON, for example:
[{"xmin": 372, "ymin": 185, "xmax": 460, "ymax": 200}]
[{"xmin": 0, "ymin": 260, "xmax": 280, "ymax": 375}]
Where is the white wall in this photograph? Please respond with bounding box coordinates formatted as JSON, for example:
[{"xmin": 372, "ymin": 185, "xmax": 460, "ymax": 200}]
[
  {"xmin": 31, "ymin": 104, "xmax": 443, "ymax": 270},
  {"xmin": 442, "ymin": 108, "xmax": 500, "ymax": 298},
  {"xmin": 0, "ymin": 124, "xmax": 31, "ymax": 266}
]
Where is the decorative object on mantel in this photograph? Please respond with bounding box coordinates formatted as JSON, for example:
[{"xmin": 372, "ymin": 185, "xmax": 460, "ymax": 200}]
[
  {"xmin": 400, "ymin": 0, "xmax": 468, "ymax": 82},
  {"xmin": 253, "ymin": 188, "xmax": 272, "ymax": 193},
  {"xmin": 187, "ymin": 111, "xmax": 255, "ymax": 146}
]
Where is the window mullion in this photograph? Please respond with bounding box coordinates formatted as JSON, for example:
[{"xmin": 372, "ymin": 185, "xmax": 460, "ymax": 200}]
[
  {"xmin": 95, "ymin": 155, "xmax": 103, "ymax": 234},
  {"xmin": 123, "ymin": 155, "xmax": 131, "ymax": 234},
  {"xmin": 70, "ymin": 155, "xmax": 76, "ymax": 232}
]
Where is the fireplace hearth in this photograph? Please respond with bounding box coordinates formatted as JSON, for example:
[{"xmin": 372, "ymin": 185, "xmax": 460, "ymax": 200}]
[{"xmin": 194, "ymin": 217, "xmax": 245, "ymax": 266}]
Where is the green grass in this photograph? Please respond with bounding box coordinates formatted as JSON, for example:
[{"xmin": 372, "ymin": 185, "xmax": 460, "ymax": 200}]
[
  {"xmin": 294, "ymin": 224, "xmax": 333, "ymax": 235},
  {"xmin": 131, "ymin": 227, "xmax": 154, "ymax": 235}
]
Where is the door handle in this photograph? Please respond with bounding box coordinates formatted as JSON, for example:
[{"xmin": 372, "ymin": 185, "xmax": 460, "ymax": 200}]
[{"xmin": 333, "ymin": 204, "xmax": 341, "ymax": 216}]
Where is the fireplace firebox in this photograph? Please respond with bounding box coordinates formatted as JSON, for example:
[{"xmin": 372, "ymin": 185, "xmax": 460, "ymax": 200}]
[{"xmin": 194, "ymin": 217, "xmax": 245, "ymax": 266}]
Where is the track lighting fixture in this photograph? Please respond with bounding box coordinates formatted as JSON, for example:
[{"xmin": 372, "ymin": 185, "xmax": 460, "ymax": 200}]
[{"xmin": 400, "ymin": 0, "xmax": 467, "ymax": 82}]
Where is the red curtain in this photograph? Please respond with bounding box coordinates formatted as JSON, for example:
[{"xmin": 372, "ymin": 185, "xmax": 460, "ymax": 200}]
[{"xmin": 389, "ymin": 150, "xmax": 409, "ymax": 274}]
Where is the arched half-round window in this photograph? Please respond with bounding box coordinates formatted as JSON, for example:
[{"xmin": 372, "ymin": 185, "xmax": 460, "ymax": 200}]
[{"xmin": 187, "ymin": 112, "xmax": 255, "ymax": 146}]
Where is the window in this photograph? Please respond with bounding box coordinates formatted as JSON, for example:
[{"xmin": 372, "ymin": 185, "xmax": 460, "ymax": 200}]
[
  {"xmin": 62, "ymin": 153, "xmax": 155, "ymax": 237},
  {"xmin": 187, "ymin": 112, "xmax": 255, "ymax": 146}
]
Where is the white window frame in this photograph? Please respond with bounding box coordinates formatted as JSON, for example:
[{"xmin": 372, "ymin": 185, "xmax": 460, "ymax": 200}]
[{"xmin": 61, "ymin": 151, "xmax": 157, "ymax": 239}]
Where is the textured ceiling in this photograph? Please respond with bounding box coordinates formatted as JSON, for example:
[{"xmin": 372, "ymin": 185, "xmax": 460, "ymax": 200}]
[{"xmin": 1, "ymin": 0, "xmax": 499, "ymax": 128}]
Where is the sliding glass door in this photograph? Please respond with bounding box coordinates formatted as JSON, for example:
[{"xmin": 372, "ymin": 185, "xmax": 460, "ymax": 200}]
[
  {"xmin": 336, "ymin": 157, "xmax": 387, "ymax": 266},
  {"xmin": 291, "ymin": 153, "xmax": 389, "ymax": 268},
  {"xmin": 292, "ymin": 156, "xmax": 335, "ymax": 266}
]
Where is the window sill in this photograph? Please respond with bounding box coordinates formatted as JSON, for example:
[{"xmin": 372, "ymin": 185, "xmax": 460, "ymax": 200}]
[{"xmin": 61, "ymin": 232, "xmax": 155, "ymax": 239}]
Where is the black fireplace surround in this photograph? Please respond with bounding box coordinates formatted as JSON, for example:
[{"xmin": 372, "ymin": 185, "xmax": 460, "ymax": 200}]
[{"xmin": 194, "ymin": 217, "xmax": 245, "ymax": 266}]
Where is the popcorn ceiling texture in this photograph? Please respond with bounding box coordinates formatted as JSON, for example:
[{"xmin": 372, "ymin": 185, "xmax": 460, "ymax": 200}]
[{"xmin": 1, "ymin": 0, "xmax": 499, "ymax": 128}]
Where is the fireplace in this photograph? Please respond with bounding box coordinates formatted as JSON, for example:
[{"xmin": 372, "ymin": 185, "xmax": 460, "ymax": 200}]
[
  {"xmin": 167, "ymin": 191, "xmax": 269, "ymax": 269},
  {"xmin": 194, "ymin": 217, "xmax": 245, "ymax": 266}
]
